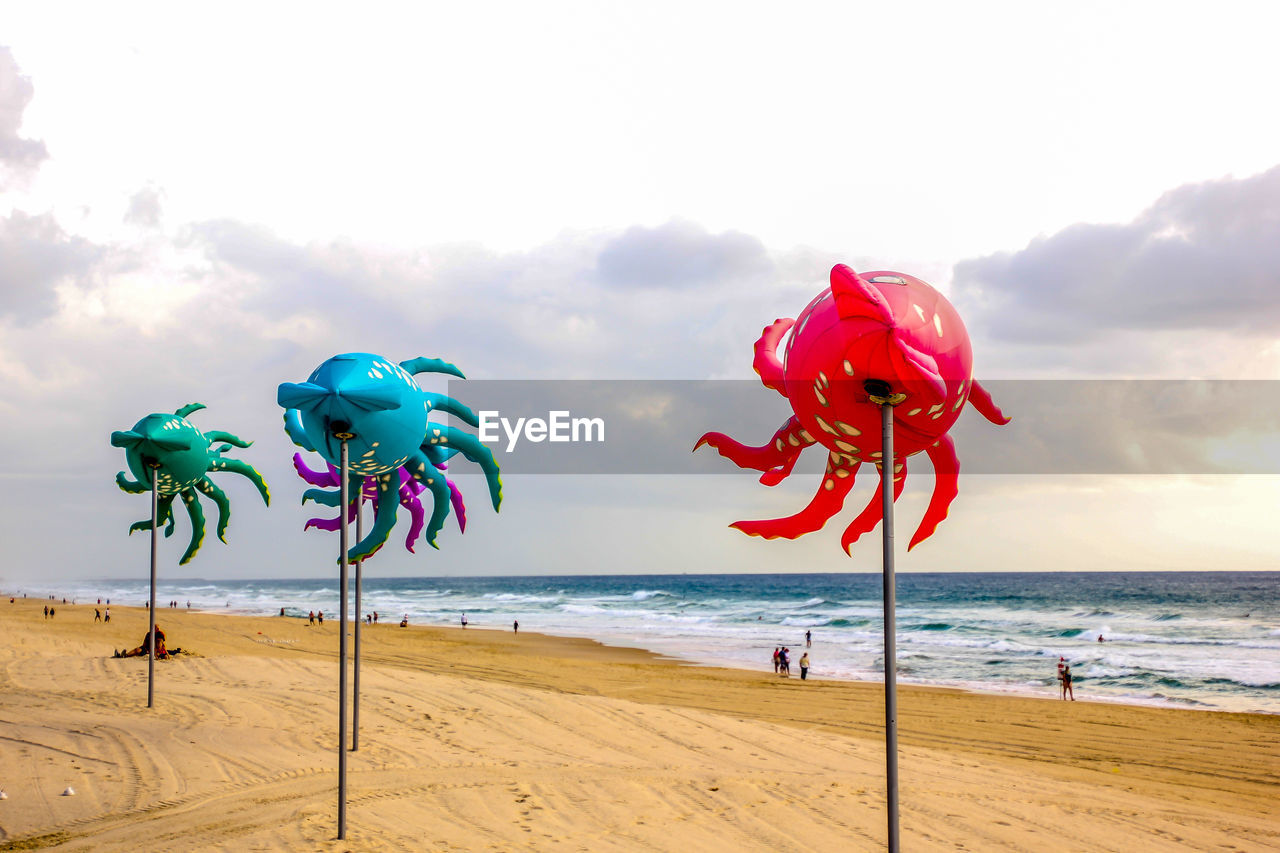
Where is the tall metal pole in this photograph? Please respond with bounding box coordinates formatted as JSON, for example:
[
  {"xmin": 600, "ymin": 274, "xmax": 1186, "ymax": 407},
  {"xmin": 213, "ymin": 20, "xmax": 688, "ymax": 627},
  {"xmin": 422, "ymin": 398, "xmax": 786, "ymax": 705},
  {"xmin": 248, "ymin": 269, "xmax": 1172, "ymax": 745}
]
[
  {"xmin": 337, "ymin": 438, "xmax": 350, "ymax": 840},
  {"xmin": 879, "ymin": 397, "xmax": 900, "ymax": 853},
  {"xmin": 352, "ymin": 499, "xmax": 362, "ymax": 752},
  {"xmin": 862, "ymin": 378, "xmax": 901, "ymax": 853},
  {"xmin": 148, "ymin": 470, "xmax": 159, "ymax": 709}
]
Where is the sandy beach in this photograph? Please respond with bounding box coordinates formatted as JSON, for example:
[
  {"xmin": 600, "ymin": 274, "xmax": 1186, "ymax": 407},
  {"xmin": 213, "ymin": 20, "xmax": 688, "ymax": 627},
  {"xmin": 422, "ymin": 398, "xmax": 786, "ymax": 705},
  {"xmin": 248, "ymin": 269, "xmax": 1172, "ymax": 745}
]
[{"xmin": 0, "ymin": 598, "xmax": 1276, "ymax": 851}]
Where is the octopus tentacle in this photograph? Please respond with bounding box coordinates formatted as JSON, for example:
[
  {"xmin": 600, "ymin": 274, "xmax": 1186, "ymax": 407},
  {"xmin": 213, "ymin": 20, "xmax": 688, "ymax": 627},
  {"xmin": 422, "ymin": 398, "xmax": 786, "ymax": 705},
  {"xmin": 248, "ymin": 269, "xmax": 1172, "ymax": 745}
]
[
  {"xmin": 424, "ymin": 393, "xmax": 479, "ymax": 428},
  {"xmin": 194, "ymin": 477, "xmax": 231, "ymax": 543},
  {"xmin": 282, "ymin": 409, "xmax": 316, "ymax": 452},
  {"xmin": 419, "ymin": 467, "xmax": 453, "ymax": 550},
  {"xmin": 210, "ymin": 457, "xmax": 271, "ymax": 505},
  {"xmin": 128, "ymin": 495, "xmax": 175, "ymax": 535},
  {"xmin": 398, "ymin": 471, "xmax": 427, "ymax": 551},
  {"xmin": 399, "ymin": 357, "xmax": 466, "ymax": 379},
  {"xmin": 292, "ymin": 453, "xmax": 335, "ymax": 488},
  {"xmin": 174, "ymin": 403, "xmax": 206, "ymax": 419},
  {"xmin": 177, "ymin": 489, "xmax": 206, "ymax": 564},
  {"xmin": 908, "ymin": 435, "xmax": 959, "ymax": 551},
  {"xmin": 423, "ymin": 426, "xmax": 502, "ymax": 511},
  {"xmin": 445, "ymin": 474, "xmax": 467, "ymax": 533},
  {"xmin": 348, "ymin": 472, "xmax": 399, "ymax": 562},
  {"xmin": 840, "ymin": 459, "xmax": 907, "ymax": 554},
  {"xmin": 759, "ymin": 450, "xmax": 803, "ymax": 487},
  {"xmin": 204, "ymin": 430, "xmax": 252, "ymax": 448},
  {"xmin": 731, "ymin": 452, "xmax": 855, "ymax": 540},
  {"xmin": 115, "ymin": 472, "xmax": 149, "ymax": 494},
  {"xmin": 968, "ymin": 379, "xmax": 1011, "ymax": 425},
  {"xmin": 302, "ymin": 487, "xmax": 342, "ymax": 508},
  {"xmin": 753, "ymin": 318, "xmax": 795, "ymax": 396},
  {"xmin": 695, "ymin": 416, "xmax": 810, "ymax": 475}
]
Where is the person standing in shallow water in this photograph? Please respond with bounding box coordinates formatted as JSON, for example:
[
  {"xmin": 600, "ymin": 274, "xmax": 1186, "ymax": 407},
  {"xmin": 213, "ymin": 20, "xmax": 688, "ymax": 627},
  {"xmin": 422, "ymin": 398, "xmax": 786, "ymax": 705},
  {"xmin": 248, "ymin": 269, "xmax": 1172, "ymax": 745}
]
[
  {"xmin": 1061, "ymin": 665, "xmax": 1075, "ymax": 700},
  {"xmin": 461, "ymin": 613, "xmax": 468, "ymax": 629},
  {"xmin": 805, "ymin": 630, "xmax": 811, "ymax": 648}
]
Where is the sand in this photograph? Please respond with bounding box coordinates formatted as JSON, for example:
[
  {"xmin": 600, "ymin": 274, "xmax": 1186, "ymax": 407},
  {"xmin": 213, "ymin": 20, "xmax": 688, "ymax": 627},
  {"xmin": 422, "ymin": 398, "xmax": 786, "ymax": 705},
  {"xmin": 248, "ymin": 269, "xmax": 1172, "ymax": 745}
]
[{"xmin": 0, "ymin": 597, "xmax": 1276, "ymax": 851}]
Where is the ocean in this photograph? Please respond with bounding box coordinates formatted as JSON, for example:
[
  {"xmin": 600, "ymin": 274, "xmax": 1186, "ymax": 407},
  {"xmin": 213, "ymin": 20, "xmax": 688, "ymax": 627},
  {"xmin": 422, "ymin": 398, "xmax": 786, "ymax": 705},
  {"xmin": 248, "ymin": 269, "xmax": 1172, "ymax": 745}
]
[{"xmin": 14, "ymin": 571, "xmax": 1279, "ymax": 715}]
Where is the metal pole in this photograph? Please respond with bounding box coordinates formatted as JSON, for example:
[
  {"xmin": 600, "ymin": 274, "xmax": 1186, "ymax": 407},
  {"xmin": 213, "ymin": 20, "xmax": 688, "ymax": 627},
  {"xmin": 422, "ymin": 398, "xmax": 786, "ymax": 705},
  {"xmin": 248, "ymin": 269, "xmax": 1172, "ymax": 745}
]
[
  {"xmin": 352, "ymin": 499, "xmax": 362, "ymax": 752},
  {"xmin": 337, "ymin": 439, "xmax": 349, "ymax": 840},
  {"xmin": 880, "ymin": 399, "xmax": 900, "ymax": 853},
  {"xmin": 148, "ymin": 470, "xmax": 158, "ymax": 709}
]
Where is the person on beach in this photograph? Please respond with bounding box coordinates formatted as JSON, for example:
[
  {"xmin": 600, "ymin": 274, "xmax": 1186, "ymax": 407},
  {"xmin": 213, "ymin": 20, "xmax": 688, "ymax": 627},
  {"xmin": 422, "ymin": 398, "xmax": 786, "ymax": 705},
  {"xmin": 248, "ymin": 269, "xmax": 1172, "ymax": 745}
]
[
  {"xmin": 95, "ymin": 608, "xmax": 101, "ymax": 622},
  {"xmin": 399, "ymin": 614, "xmax": 408, "ymax": 627},
  {"xmin": 779, "ymin": 647, "xmax": 790, "ymax": 676},
  {"xmin": 772, "ymin": 647, "xmax": 780, "ymax": 673},
  {"xmin": 805, "ymin": 630, "xmax": 811, "ymax": 648},
  {"xmin": 513, "ymin": 620, "xmax": 519, "ymax": 634},
  {"xmin": 308, "ymin": 611, "xmax": 315, "ymax": 626},
  {"xmin": 1057, "ymin": 656, "xmax": 1065, "ymax": 688},
  {"xmin": 49, "ymin": 607, "xmax": 55, "ymax": 618},
  {"xmin": 373, "ymin": 612, "xmax": 378, "ymax": 623},
  {"xmin": 104, "ymin": 607, "xmax": 110, "ymax": 623},
  {"xmin": 461, "ymin": 613, "xmax": 468, "ymax": 629},
  {"xmin": 44, "ymin": 605, "xmax": 48, "ymax": 619},
  {"xmin": 317, "ymin": 611, "xmax": 324, "ymax": 625},
  {"xmin": 115, "ymin": 626, "xmax": 168, "ymax": 659},
  {"xmin": 1062, "ymin": 665, "xmax": 1075, "ymax": 700},
  {"xmin": 799, "ymin": 652, "xmax": 810, "ymax": 680}
]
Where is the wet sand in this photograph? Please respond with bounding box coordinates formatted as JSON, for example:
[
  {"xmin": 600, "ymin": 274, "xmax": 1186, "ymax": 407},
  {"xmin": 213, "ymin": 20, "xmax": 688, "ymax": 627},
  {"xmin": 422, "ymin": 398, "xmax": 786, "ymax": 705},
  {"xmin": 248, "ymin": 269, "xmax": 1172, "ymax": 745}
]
[{"xmin": 1, "ymin": 598, "xmax": 1276, "ymax": 851}]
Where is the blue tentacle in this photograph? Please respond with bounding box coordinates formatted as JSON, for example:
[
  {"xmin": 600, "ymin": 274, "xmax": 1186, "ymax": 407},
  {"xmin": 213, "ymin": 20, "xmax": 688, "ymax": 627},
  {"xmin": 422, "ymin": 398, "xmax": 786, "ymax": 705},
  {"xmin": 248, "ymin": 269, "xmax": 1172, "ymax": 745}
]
[
  {"xmin": 347, "ymin": 471, "xmax": 399, "ymax": 562},
  {"xmin": 283, "ymin": 409, "xmax": 315, "ymax": 452},
  {"xmin": 399, "ymin": 357, "xmax": 465, "ymax": 379},
  {"xmin": 424, "ymin": 393, "xmax": 479, "ymax": 427},
  {"xmin": 424, "ymin": 426, "xmax": 502, "ymax": 511}
]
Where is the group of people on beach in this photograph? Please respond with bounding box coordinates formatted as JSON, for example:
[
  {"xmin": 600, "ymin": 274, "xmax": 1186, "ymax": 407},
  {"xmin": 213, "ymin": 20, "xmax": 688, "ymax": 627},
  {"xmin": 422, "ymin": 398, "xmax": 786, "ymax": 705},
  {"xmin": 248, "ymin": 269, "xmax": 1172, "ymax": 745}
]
[{"xmin": 772, "ymin": 644, "xmax": 812, "ymax": 680}]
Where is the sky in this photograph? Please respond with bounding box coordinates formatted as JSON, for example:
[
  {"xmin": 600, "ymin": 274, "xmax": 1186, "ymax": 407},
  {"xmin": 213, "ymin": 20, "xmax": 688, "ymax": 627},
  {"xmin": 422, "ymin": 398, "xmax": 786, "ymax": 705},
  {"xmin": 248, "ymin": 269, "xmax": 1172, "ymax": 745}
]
[{"xmin": 3, "ymin": 2, "xmax": 1280, "ymax": 583}]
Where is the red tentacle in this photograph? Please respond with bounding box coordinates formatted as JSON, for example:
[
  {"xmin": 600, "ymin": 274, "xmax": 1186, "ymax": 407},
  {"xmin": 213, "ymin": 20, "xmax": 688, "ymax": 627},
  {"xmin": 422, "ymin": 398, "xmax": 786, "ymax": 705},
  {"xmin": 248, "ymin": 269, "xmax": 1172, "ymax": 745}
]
[
  {"xmin": 908, "ymin": 435, "xmax": 959, "ymax": 550},
  {"xmin": 695, "ymin": 416, "xmax": 812, "ymax": 474},
  {"xmin": 732, "ymin": 453, "xmax": 856, "ymax": 540},
  {"xmin": 968, "ymin": 379, "xmax": 1011, "ymax": 425},
  {"xmin": 840, "ymin": 458, "xmax": 907, "ymax": 554},
  {"xmin": 753, "ymin": 318, "xmax": 795, "ymax": 396}
]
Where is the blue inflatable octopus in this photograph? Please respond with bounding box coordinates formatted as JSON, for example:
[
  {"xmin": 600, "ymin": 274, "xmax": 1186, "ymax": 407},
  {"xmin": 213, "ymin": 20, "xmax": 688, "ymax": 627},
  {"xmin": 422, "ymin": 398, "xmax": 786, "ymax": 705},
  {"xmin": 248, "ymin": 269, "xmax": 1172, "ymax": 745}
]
[{"xmin": 278, "ymin": 353, "xmax": 502, "ymax": 561}]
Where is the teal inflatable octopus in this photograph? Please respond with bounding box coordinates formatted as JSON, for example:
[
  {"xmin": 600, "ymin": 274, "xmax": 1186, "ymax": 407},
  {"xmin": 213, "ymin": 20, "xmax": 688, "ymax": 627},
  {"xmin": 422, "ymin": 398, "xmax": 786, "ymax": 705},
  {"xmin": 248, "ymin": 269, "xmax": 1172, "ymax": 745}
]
[{"xmin": 111, "ymin": 403, "xmax": 270, "ymax": 564}]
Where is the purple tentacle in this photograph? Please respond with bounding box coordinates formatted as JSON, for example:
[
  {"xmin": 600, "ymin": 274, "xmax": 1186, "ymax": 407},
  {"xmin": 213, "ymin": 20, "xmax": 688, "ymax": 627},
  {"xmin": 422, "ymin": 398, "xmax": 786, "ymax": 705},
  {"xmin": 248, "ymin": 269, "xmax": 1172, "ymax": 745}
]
[
  {"xmin": 447, "ymin": 478, "xmax": 467, "ymax": 533},
  {"xmin": 293, "ymin": 453, "xmax": 337, "ymax": 488},
  {"xmin": 398, "ymin": 477, "xmax": 426, "ymax": 552}
]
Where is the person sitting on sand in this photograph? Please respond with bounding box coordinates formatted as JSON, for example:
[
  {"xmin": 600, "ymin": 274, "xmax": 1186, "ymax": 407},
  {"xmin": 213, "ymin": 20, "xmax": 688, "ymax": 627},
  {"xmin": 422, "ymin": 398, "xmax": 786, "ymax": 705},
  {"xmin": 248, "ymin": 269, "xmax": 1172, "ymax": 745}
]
[
  {"xmin": 115, "ymin": 627, "xmax": 174, "ymax": 659},
  {"xmin": 399, "ymin": 614, "xmax": 408, "ymax": 628}
]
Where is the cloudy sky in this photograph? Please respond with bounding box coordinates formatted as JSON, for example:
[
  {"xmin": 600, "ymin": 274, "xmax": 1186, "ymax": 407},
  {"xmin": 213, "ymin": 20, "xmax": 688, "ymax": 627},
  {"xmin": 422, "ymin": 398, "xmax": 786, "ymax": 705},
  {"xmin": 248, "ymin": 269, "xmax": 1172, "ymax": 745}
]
[{"xmin": 3, "ymin": 3, "xmax": 1280, "ymax": 583}]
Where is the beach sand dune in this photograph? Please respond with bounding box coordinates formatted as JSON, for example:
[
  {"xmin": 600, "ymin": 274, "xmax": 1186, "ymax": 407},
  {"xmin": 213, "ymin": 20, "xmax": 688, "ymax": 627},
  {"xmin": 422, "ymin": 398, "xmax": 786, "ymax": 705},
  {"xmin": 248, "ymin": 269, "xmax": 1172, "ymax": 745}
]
[{"xmin": 0, "ymin": 602, "xmax": 1276, "ymax": 851}]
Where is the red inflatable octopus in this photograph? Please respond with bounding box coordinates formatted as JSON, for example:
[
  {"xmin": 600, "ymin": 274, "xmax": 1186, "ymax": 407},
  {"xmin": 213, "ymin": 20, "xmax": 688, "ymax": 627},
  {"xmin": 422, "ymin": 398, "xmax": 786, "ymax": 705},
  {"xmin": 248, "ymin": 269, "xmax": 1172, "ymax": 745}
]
[{"xmin": 696, "ymin": 264, "xmax": 1010, "ymax": 553}]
